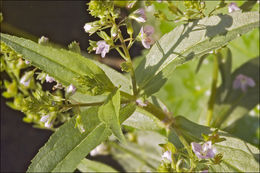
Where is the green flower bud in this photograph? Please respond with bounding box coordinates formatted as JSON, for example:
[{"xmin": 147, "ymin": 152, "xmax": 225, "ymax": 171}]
[
  {"xmin": 110, "ymin": 24, "xmax": 118, "ymax": 38},
  {"xmin": 126, "ymin": 20, "xmax": 133, "ymax": 36},
  {"xmin": 75, "ymin": 114, "xmax": 85, "ymax": 133},
  {"xmin": 20, "ymin": 71, "xmax": 34, "ymax": 87}
]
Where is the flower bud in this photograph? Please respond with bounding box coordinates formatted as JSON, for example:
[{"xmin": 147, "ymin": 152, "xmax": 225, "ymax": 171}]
[
  {"xmin": 45, "ymin": 74, "xmax": 55, "ymax": 83},
  {"xmin": 110, "ymin": 24, "xmax": 118, "ymax": 38},
  {"xmin": 129, "ymin": 8, "xmax": 146, "ymax": 23},
  {"xmin": 20, "ymin": 71, "xmax": 34, "ymax": 87},
  {"xmin": 126, "ymin": 20, "xmax": 134, "ymax": 36},
  {"xmin": 66, "ymin": 84, "xmax": 76, "ymax": 95},
  {"xmin": 38, "ymin": 36, "xmax": 49, "ymax": 45}
]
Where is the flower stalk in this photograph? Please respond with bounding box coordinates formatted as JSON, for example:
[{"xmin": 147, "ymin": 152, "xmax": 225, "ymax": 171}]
[{"xmin": 206, "ymin": 54, "xmax": 219, "ymax": 126}]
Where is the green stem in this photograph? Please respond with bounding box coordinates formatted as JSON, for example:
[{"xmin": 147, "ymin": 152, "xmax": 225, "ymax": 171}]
[
  {"xmin": 117, "ymin": 30, "xmax": 138, "ymax": 96},
  {"xmin": 64, "ymin": 99, "xmax": 131, "ymax": 108},
  {"xmin": 206, "ymin": 54, "xmax": 219, "ymax": 126},
  {"xmin": 141, "ymin": 101, "xmax": 173, "ymax": 122},
  {"xmin": 173, "ymin": 126, "xmax": 195, "ymax": 171}
]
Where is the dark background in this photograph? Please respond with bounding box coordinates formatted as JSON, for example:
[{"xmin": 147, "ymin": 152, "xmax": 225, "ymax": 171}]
[{"xmin": 0, "ymin": 1, "xmax": 139, "ymax": 172}]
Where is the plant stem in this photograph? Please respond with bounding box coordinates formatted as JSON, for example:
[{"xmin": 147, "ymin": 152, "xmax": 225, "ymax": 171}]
[
  {"xmin": 206, "ymin": 54, "xmax": 219, "ymax": 126},
  {"xmin": 117, "ymin": 30, "xmax": 138, "ymax": 96},
  {"xmin": 173, "ymin": 126, "xmax": 195, "ymax": 171},
  {"xmin": 64, "ymin": 99, "xmax": 131, "ymax": 108}
]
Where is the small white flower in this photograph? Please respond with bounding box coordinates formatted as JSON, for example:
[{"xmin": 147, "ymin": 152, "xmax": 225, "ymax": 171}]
[
  {"xmin": 136, "ymin": 99, "xmax": 147, "ymax": 107},
  {"xmin": 20, "ymin": 75, "xmax": 31, "ymax": 87},
  {"xmin": 96, "ymin": 41, "xmax": 110, "ymax": 58},
  {"xmin": 45, "ymin": 74, "xmax": 55, "ymax": 83},
  {"xmin": 140, "ymin": 25, "xmax": 155, "ymax": 49},
  {"xmin": 84, "ymin": 23, "xmax": 92, "ymax": 32},
  {"xmin": 228, "ymin": 3, "xmax": 240, "ymax": 13},
  {"xmin": 66, "ymin": 84, "xmax": 76, "ymax": 95},
  {"xmin": 162, "ymin": 150, "xmax": 172, "ymax": 163},
  {"xmin": 130, "ymin": 8, "xmax": 146, "ymax": 23},
  {"xmin": 25, "ymin": 60, "xmax": 30, "ymax": 64},
  {"xmin": 38, "ymin": 36, "xmax": 49, "ymax": 44},
  {"xmin": 40, "ymin": 114, "xmax": 50, "ymax": 123},
  {"xmin": 44, "ymin": 121, "xmax": 53, "ymax": 128},
  {"xmin": 90, "ymin": 143, "xmax": 108, "ymax": 156}
]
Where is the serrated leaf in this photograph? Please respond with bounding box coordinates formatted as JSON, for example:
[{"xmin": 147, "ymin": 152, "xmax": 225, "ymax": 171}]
[
  {"xmin": 0, "ymin": 33, "xmax": 114, "ymax": 95},
  {"xmin": 170, "ymin": 116, "xmax": 260, "ymax": 172},
  {"xmin": 212, "ymin": 57, "xmax": 259, "ymax": 128},
  {"xmin": 98, "ymin": 88, "xmax": 125, "ymax": 142},
  {"xmin": 135, "ymin": 11, "xmax": 259, "ymax": 96},
  {"xmin": 27, "ymin": 104, "xmax": 136, "ymax": 172},
  {"xmin": 77, "ymin": 158, "xmax": 118, "ymax": 172}
]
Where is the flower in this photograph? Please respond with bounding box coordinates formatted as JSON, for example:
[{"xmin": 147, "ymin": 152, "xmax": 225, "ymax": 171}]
[
  {"xmin": 45, "ymin": 74, "xmax": 55, "ymax": 83},
  {"xmin": 66, "ymin": 84, "xmax": 76, "ymax": 95},
  {"xmin": 90, "ymin": 143, "xmax": 109, "ymax": 156},
  {"xmin": 40, "ymin": 114, "xmax": 50, "ymax": 123},
  {"xmin": 233, "ymin": 74, "xmax": 255, "ymax": 92},
  {"xmin": 96, "ymin": 41, "xmax": 110, "ymax": 58},
  {"xmin": 162, "ymin": 150, "xmax": 172, "ymax": 163},
  {"xmin": 228, "ymin": 3, "xmax": 240, "ymax": 13},
  {"xmin": 191, "ymin": 141, "xmax": 216, "ymax": 159},
  {"xmin": 140, "ymin": 25, "xmax": 155, "ymax": 49},
  {"xmin": 130, "ymin": 8, "xmax": 146, "ymax": 23},
  {"xmin": 20, "ymin": 71, "xmax": 34, "ymax": 87},
  {"xmin": 136, "ymin": 99, "xmax": 147, "ymax": 107},
  {"xmin": 25, "ymin": 60, "xmax": 30, "ymax": 65},
  {"xmin": 84, "ymin": 23, "xmax": 92, "ymax": 32},
  {"xmin": 38, "ymin": 36, "xmax": 49, "ymax": 45},
  {"xmin": 40, "ymin": 114, "xmax": 53, "ymax": 128},
  {"xmin": 20, "ymin": 75, "xmax": 31, "ymax": 87}
]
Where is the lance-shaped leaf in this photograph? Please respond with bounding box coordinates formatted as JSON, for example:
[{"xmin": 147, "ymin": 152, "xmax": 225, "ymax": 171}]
[
  {"xmin": 0, "ymin": 33, "xmax": 114, "ymax": 95},
  {"xmin": 170, "ymin": 116, "xmax": 260, "ymax": 172},
  {"xmin": 98, "ymin": 88, "xmax": 125, "ymax": 143},
  {"xmin": 27, "ymin": 104, "xmax": 136, "ymax": 172},
  {"xmin": 135, "ymin": 11, "xmax": 259, "ymax": 96},
  {"xmin": 77, "ymin": 158, "xmax": 118, "ymax": 172}
]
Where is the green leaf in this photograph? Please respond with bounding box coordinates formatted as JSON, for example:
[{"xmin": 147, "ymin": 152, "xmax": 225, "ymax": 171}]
[
  {"xmin": 224, "ymin": 114, "xmax": 259, "ymax": 147},
  {"xmin": 135, "ymin": 11, "xmax": 260, "ymax": 96},
  {"xmin": 171, "ymin": 116, "xmax": 260, "ymax": 172},
  {"xmin": 27, "ymin": 104, "xmax": 136, "ymax": 172},
  {"xmin": 155, "ymin": 56, "xmax": 213, "ymax": 123},
  {"xmin": 0, "ymin": 33, "xmax": 114, "ymax": 95},
  {"xmin": 212, "ymin": 57, "xmax": 259, "ymax": 128},
  {"xmin": 27, "ymin": 107, "xmax": 110, "ymax": 172},
  {"xmin": 77, "ymin": 158, "xmax": 118, "ymax": 172},
  {"xmin": 98, "ymin": 88, "xmax": 125, "ymax": 142},
  {"xmin": 123, "ymin": 107, "xmax": 166, "ymax": 135},
  {"xmin": 110, "ymin": 131, "xmax": 166, "ymax": 172},
  {"xmin": 92, "ymin": 61, "xmax": 132, "ymax": 95}
]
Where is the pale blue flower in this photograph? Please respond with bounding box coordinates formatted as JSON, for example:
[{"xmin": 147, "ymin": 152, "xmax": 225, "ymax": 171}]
[
  {"xmin": 233, "ymin": 74, "xmax": 255, "ymax": 92},
  {"xmin": 96, "ymin": 41, "xmax": 110, "ymax": 58},
  {"xmin": 228, "ymin": 3, "xmax": 240, "ymax": 13},
  {"xmin": 162, "ymin": 150, "xmax": 172, "ymax": 163},
  {"xmin": 191, "ymin": 141, "xmax": 216, "ymax": 159},
  {"xmin": 140, "ymin": 25, "xmax": 154, "ymax": 49}
]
